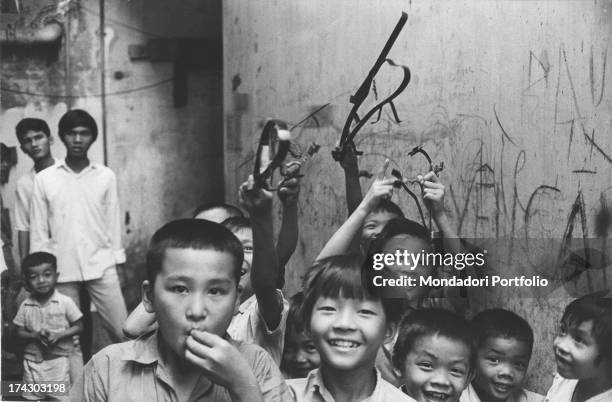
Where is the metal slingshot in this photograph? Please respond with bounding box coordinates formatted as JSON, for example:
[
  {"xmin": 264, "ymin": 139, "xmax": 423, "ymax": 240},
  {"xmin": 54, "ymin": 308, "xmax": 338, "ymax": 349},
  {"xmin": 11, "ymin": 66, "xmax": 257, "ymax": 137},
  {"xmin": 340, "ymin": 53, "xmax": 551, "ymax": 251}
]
[
  {"xmin": 332, "ymin": 12, "xmax": 411, "ymax": 163},
  {"xmin": 253, "ymin": 119, "xmax": 320, "ymax": 191}
]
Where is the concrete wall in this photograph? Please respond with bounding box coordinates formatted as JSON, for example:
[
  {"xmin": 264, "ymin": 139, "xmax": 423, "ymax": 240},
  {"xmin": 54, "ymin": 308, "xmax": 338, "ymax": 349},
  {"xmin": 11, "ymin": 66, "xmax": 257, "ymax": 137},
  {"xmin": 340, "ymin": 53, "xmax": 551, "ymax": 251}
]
[
  {"xmin": 1, "ymin": 0, "xmax": 223, "ymax": 308},
  {"xmin": 223, "ymin": 0, "xmax": 612, "ymax": 392}
]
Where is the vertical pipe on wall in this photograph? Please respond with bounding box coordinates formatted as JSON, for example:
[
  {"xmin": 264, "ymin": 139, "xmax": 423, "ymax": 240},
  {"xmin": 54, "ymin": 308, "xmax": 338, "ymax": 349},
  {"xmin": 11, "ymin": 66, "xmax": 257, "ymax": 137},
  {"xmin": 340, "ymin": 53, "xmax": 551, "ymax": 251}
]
[
  {"xmin": 99, "ymin": 0, "xmax": 108, "ymax": 165},
  {"xmin": 64, "ymin": 4, "xmax": 72, "ymax": 108}
]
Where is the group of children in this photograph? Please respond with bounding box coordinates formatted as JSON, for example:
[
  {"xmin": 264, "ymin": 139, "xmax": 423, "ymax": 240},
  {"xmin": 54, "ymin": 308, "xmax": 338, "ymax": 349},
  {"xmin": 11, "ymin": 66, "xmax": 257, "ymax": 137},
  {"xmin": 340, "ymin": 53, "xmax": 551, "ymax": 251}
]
[{"xmin": 7, "ymin": 113, "xmax": 612, "ymax": 401}]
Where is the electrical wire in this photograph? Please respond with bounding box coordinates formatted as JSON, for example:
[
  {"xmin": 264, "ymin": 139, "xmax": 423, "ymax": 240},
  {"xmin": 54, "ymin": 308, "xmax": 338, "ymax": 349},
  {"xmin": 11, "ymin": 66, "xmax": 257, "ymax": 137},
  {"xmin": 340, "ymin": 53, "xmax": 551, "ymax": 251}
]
[{"xmin": 0, "ymin": 78, "xmax": 173, "ymax": 99}]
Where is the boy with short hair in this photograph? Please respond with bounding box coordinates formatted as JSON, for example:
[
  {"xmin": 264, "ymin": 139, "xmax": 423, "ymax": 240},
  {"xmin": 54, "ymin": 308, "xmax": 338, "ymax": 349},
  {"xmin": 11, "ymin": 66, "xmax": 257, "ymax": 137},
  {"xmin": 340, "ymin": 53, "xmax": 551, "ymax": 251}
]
[
  {"xmin": 13, "ymin": 252, "xmax": 83, "ymax": 400},
  {"xmin": 393, "ymin": 308, "xmax": 473, "ymax": 402},
  {"xmin": 70, "ymin": 219, "xmax": 290, "ymax": 401},
  {"xmin": 281, "ymin": 292, "xmax": 321, "ymax": 379},
  {"xmin": 545, "ymin": 295, "xmax": 612, "ymax": 402},
  {"xmin": 14, "ymin": 118, "xmax": 56, "ymax": 261},
  {"xmin": 462, "ymin": 309, "xmax": 543, "ymax": 402},
  {"xmin": 288, "ymin": 254, "xmax": 416, "ymax": 401}
]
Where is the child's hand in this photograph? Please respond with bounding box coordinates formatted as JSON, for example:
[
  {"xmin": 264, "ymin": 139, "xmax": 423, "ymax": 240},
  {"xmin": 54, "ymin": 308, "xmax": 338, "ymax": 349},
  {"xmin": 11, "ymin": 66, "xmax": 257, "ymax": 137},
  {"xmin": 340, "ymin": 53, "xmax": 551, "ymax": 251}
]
[
  {"xmin": 239, "ymin": 175, "xmax": 273, "ymax": 215},
  {"xmin": 339, "ymin": 141, "xmax": 359, "ymax": 172},
  {"xmin": 418, "ymin": 171, "xmax": 446, "ymax": 219},
  {"xmin": 42, "ymin": 330, "xmax": 62, "ymax": 346},
  {"xmin": 185, "ymin": 330, "xmax": 261, "ymax": 399},
  {"xmin": 38, "ymin": 329, "xmax": 50, "ymax": 346},
  {"xmin": 277, "ymin": 176, "xmax": 300, "ymax": 206},
  {"xmin": 360, "ymin": 159, "xmax": 395, "ymax": 212}
]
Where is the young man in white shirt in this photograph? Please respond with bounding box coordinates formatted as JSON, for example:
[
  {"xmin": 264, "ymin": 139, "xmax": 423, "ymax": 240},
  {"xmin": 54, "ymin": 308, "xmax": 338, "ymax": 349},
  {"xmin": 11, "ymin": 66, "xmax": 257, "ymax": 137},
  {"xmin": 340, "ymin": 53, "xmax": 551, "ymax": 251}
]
[
  {"xmin": 14, "ymin": 118, "xmax": 56, "ymax": 262},
  {"xmin": 29, "ymin": 109, "xmax": 127, "ymax": 346}
]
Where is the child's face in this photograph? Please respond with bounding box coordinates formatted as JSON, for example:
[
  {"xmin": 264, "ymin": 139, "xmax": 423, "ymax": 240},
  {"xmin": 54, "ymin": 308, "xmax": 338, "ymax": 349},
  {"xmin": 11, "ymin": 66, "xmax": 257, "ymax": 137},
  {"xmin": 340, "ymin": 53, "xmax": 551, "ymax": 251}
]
[
  {"xmin": 24, "ymin": 263, "xmax": 58, "ymax": 299},
  {"xmin": 554, "ymin": 320, "xmax": 600, "ymax": 380},
  {"xmin": 281, "ymin": 326, "xmax": 321, "ymax": 378},
  {"xmin": 401, "ymin": 334, "xmax": 471, "ymax": 402},
  {"xmin": 61, "ymin": 126, "xmax": 95, "ymax": 158},
  {"xmin": 381, "ymin": 234, "xmax": 431, "ymax": 302},
  {"xmin": 361, "ymin": 211, "xmax": 399, "ymax": 241},
  {"xmin": 473, "ymin": 337, "xmax": 530, "ymax": 402},
  {"xmin": 20, "ymin": 130, "xmax": 52, "ymax": 162},
  {"xmin": 309, "ymin": 296, "xmax": 391, "ymax": 373},
  {"xmin": 233, "ymin": 228, "xmax": 253, "ymax": 302},
  {"xmin": 143, "ymin": 248, "xmax": 238, "ymax": 360}
]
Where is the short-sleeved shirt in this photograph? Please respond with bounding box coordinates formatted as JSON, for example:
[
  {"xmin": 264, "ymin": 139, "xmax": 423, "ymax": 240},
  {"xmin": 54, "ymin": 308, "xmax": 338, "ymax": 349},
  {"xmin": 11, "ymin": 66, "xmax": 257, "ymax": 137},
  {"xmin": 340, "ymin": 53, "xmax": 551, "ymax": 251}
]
[
  {"xmin": 227, "ymin": 291, "xmax": 289, "ymax": 365},
  {"xmin": 287, "ymin": 368, "xmax": 417, "ymax": 402},
  {"xmin": 544, "ymin": 374, "xmax": 612, "ymax": 402},
  {"xmin": 461, "ymin": 383, "xmax": 543, "ymax": 402},
  {"xmin": 14, "ymin": 160, "xmax": 56, "ymax": 232},
  {"xmin": 69, "ymin": 331, "xmax": 291, "ymax": 402},
  {"xmin": 13, "ymin": 290, "xmax": 82, "ymax": 362}
]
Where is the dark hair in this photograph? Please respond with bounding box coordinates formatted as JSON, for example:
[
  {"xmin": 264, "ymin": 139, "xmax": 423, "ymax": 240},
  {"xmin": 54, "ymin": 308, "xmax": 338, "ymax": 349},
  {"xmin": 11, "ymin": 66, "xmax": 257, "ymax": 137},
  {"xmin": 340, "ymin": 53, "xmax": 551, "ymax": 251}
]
[
  {"xmin": 302, "ymin": 254, "xmax": 403, "ymax": 329},
  {"xmin": 22, "ymin": 252, "xmax": 57, "ymax": 275},
  {"xmin": 393, "ymin": 308, "xmax": 474, "ymax": 373},
  {"xmin": 287, "ymin": 292, "xmax": 306, "ymax": 334},
  {"xmin": 146, "ymin": 219, "xmax": 244, "ymax": 286},
  {"xmin": 369, "ymin": 218, "xmax": 431, "ymax": 254},
  {"xmin": 472, "ymin": 309, "xmax": 534, "ymax": 356},
  {"xmin": 192, "ymin": 202, "xmax": 244, "ymax": 219},
  {"xmin": 221, "ymin": 216, "xmax": 252, "ymax": 233},
  {"xmin": 15, "ymin": 118, "xmax": 51, "ymax": 144},
  {"xmin": 370, "ymin": 199, "xmax": 405, "ymax": 219},
  {"xmin": 561, "ymin": 294, "xmax": 612, "ymax": 364},
  {"xmin": 58, "ymin": 109, "xmax": 98, "ymax": 141}
]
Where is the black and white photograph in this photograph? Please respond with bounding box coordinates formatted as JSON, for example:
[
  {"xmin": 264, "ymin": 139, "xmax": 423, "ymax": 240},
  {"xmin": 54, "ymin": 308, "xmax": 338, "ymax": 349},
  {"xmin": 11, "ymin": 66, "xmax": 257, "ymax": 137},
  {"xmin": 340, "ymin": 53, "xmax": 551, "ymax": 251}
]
[{"xmin": 1, "ymin": 1, "xmax": 611, "ymax": 401}]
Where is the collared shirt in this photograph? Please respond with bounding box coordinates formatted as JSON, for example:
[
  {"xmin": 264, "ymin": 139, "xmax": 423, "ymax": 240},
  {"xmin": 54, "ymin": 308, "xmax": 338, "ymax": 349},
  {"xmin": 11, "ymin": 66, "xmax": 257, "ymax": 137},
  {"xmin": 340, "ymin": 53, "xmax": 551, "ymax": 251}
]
[
  {"xmin": 544, "ymin": 374, "xmax": 612, "ymax": 402},
  {"xmin": 287, "ymin": 368, "xmax": 417, "ymax": 402},
  {"xmin": 461, "ymin": 383, "xmax": 543, "ymax": 402},
  {"xmin": 14, "ymin": 159, "xmax": 57, "ymax": 231},
  {"xmin": 69, "ymin": 331, "xmax": 291, "ymax": 402},
  {"xmin": 13, "ymin": 290, "xmax": 82, "ymax": 362},
  {"xmin": 29, "ymin": 160, "xmax": 125, "ymax": 282},
  {"xmin": 227, "ymin": 291, "xmax": 289, "ymax": 365}
]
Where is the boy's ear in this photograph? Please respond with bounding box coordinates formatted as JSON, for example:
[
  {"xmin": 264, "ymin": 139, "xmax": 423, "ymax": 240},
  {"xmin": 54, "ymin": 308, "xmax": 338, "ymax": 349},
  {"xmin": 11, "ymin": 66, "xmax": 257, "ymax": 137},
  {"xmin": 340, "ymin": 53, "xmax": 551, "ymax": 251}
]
[
  {"xmin": 142, "ymin": 280, "xmax": 155, "ymax": 313},
  {"xmin": 384, "ymin": 321, "xmax": 398, "ymax": 344}
]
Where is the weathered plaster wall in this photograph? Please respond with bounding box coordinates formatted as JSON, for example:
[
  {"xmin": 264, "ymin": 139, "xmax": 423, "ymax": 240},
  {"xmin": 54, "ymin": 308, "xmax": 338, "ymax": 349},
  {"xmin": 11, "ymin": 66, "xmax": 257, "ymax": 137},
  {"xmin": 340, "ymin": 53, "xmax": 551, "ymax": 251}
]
[
  {"xmin": 1, "ymin": 0, "xmax": 223, "ymax": 308},
  {"xmin": 223, "ymin": 0, "xmax": 612, "ymax": 392}
]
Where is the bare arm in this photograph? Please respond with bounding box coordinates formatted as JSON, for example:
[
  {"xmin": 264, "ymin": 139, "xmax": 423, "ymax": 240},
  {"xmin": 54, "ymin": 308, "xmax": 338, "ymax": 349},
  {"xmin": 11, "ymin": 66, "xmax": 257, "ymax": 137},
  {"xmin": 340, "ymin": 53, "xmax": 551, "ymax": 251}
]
[
  {"xmin": 239, "ymin": 177, "xmax": 283, "ymax": 330},
  {"xmin": 316, "ymin": 160, "xmax": 395, "ymax": 261},
  {"xmin": 340, "ymin": 142, "xmax": 363, "ymax": 215},
  {"xmin": 275, "ymin": 177, "xmax": 300, "ymax": 288}
]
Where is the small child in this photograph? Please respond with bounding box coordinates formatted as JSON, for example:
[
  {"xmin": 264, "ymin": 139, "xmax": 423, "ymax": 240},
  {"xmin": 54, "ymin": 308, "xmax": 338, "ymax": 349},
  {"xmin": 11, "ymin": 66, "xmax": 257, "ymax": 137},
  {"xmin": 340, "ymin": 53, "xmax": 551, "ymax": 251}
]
[
  {"xmin": 13, "ymin": 252, "xmax": 83, "ymax": 400},
  {"xmin": 545, "ymin": 294, "xmax": 612, "ymax": 402},
  {"xmin": 462, "ymin": 309, "xmax": 543, "ymax": 402},
  {"xmin": 70, "ymin": 219, "xmax": 290, "ymax": 401},
  {"xmin": 192, "ymin": 202, "xmax": 244, "ymax": 222},
  {"xmin": 281, "ymin": 292, "xmax": 321, "ymax": 379},
  {"xmin": 392, "ymin": 308, "xmax": 473, "ymax": 402},
  {"xmin": 287, "ymin": 254, "xmax": 416, "ymax": 401}
]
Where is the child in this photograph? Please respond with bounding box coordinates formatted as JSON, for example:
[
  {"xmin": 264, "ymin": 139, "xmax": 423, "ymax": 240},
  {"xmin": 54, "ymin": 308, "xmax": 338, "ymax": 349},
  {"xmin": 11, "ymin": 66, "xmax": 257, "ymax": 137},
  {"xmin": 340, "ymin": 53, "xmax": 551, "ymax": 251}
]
[
  {"xmin": 122, "ymin": 178, "xmax": 293, "ymax": 365},
  {"xmin": 14, "ymin": 118, "xmax": 56, "ymax": 261},
  {"xmin": 13, "ymin": 252, "xmax": 83, "ymax": 400},
  {"xmin": 281, "ymin": 292, "xmax": 321, "ymax": 379},
  {"xmin": 193, "ymin": 202, "xmax": 244, "ymax": 221},
  {"xmin": 462, "ymin": 309, "xmax": 543, "ymax": 402},
  {"xmin": 70, "ymin": 219, "xmax": 290, "ymax": 401},
  {"xmin": 392, "ymin": 308, "xmax": 473, "ymax": 402},
  {"xmin": 121, "ymin": 202, "xmax": 244, "ymax": 338},
  {"xmin": 545, "ymin": 294, "xmax": 612, "ymax": 402},
  {"xmin": 287, "ymin": 254, "xmax": 416, "ymax": 401}
]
